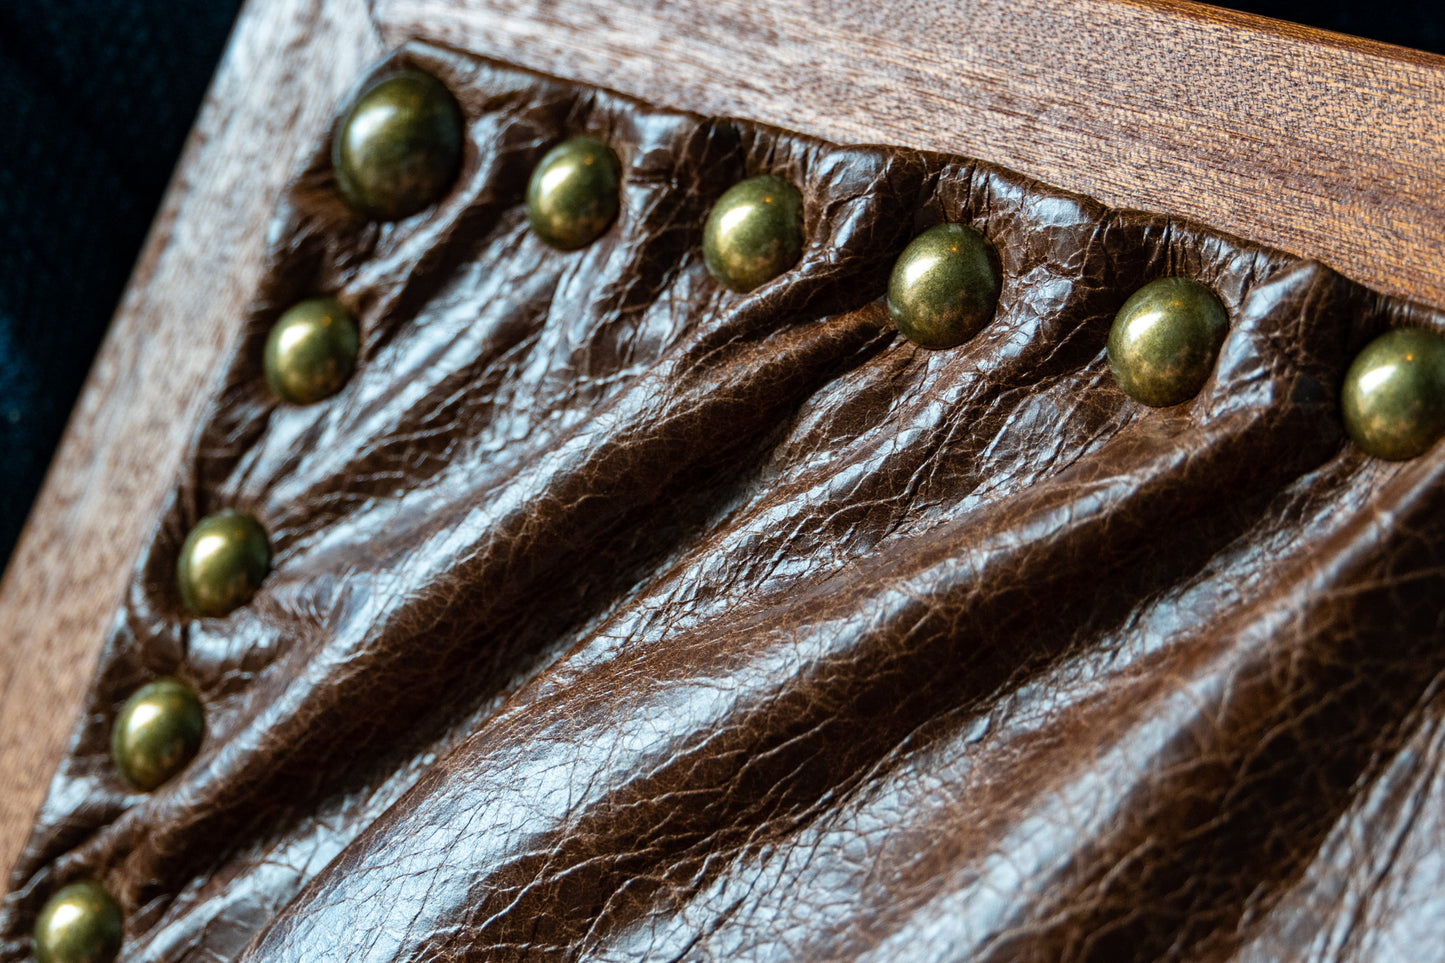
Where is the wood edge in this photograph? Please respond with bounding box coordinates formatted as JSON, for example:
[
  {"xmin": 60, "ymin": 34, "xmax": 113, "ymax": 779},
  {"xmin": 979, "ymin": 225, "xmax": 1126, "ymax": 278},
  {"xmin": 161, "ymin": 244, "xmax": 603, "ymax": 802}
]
[
  {"xmin": 1149, "ymin": 0, "xmax": 1445, "ymax": 69},
  {"xmin": 0, "ymin": 0, "xmax": 385, "ymax": 878},
  {"xmin": 375, "ymin": 0, "xmax": 1445, "ymax": 308},
  {"xmin": 2, "ymin": 0, "xmax": 1444, "ymax": 891}
]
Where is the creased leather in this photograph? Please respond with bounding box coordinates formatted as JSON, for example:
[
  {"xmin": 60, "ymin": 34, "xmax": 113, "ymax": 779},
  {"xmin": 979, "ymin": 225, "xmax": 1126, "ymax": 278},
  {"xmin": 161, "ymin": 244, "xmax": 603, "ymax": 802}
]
[{"xmin": 4, "ymin": 42, "xmax": 1445, "ymax": 962}]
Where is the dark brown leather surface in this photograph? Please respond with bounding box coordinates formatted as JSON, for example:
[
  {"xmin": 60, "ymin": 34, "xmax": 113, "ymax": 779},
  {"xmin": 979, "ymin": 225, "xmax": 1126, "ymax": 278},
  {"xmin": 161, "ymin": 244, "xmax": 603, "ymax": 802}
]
[{"xmin": 5, "ymin": 42, "xmax": 1445, "ymax": 961}]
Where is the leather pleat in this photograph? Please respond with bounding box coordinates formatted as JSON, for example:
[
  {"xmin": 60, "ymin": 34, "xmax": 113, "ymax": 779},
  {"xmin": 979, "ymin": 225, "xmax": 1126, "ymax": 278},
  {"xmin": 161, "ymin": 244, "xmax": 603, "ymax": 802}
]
[{"xmin": 3, "ymin": 44, "xmax": 1444, "ymax": 962}]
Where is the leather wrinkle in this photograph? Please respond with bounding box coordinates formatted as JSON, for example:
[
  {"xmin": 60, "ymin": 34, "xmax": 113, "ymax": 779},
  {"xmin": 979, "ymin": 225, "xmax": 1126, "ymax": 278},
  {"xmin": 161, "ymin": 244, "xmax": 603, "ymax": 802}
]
[{"xmin": 4, "ymin": 42, "xmax": 1445, "ymax": 963}]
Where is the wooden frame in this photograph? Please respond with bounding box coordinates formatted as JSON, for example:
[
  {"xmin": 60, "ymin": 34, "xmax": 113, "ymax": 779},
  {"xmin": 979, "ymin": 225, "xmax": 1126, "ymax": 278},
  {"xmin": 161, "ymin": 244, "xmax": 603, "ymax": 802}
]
[{"xmin": 1, "ymin": 0, "xmax": 1442, "ymax": 874}]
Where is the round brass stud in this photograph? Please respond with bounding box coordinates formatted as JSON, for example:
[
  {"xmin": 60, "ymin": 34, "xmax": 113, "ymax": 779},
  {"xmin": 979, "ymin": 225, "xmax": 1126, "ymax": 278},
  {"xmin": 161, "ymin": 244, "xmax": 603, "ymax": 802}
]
[
  {"xmin": 332, "ymin": 70, "xmax": 463, "ymax": 220},
  {"xmin": 1341, "ymin": 327, "xmax": 1445, "ymax": 461},
  {"xmin": 111, "ymin": 678, "xmax": 206, "ymax": 792},
  {"xmin": 176, "ymin": 510, "xmax": 271, "ymax": 618},
  {"xmin": 265, "ymin": 298, "xmax": 360, "ymax": 404},
  {"xmin": 702, "ymin": 174, "xmax": 804, "ymax": 292},
  {"xmin": 1108, "ymin": 277, "xmax": 1229, "ymax": 407},
  {"xmin": 887, "ymin": 223, "xmax": 1002, "ymax": 349},
  {"xmin": 526, "ymin": 136, "xmax": 622, "ymax": 250},
  {"xmin": 33, "ymin": 880, "xmax": 123, "ymax": 963}
]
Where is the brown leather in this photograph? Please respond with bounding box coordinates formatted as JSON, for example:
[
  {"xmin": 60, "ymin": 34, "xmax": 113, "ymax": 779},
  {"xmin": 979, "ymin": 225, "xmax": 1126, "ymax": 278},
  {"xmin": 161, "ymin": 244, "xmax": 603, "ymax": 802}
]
[{"xmin": 5, "ymin": 42, "xmax": 1445, "ymax": 961}]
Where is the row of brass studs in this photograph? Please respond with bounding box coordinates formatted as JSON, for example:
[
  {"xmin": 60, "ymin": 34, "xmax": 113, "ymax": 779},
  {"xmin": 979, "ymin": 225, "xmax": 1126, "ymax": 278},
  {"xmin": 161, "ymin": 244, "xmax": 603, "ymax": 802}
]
[
  {"xmin": 318, "ymin": 67, "xmax": 1445, "ymax": 463},
  {"xmin": 30, "ymin": 72, "xmax": 451, "ymax": 963},
  {"xmin": 1107, "ymin": 282, "xmax": 1445, "ymax": 460},
  {"xmin": 37, "ymin": 63, "xmax": 1445, "ymax": 963}
]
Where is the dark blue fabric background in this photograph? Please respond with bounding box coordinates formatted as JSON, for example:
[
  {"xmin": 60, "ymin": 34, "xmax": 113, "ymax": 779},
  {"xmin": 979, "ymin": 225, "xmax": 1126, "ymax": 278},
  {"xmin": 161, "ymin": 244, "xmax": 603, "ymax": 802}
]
[
  {"xmin": 0, "ymin": 0, "xmax": 245, "ymax": 563},
  {"xmin": 0, "ymin": 2, "xmax": 1440, "ymax": 569}
]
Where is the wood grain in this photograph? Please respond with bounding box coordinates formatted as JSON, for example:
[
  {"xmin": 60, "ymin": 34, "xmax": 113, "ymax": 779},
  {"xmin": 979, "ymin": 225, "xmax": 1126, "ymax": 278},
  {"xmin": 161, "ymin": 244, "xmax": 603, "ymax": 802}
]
[
  {"xmin": 382, "ymin": 0, "xmax": 1445, "ymax": 308},
  {"xmin": 1, "ymin": 0, "xmax": 1444, "ymax": 878},
  {"xmin": 0, "ymin": 0, "xmax": 383, "ymax": 875}
]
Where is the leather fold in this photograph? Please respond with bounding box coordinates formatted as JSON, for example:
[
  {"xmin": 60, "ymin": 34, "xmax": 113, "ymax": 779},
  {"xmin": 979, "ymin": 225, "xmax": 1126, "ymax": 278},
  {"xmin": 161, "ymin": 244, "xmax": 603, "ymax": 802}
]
[{"xmin": 4, "ymin": 43, "xmax": 1444, "ymax": 963}]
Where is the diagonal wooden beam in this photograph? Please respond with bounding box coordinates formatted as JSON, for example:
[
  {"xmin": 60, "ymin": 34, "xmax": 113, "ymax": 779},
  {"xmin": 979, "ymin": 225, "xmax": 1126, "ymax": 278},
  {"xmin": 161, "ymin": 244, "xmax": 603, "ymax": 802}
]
[
  {"xmin": 381, "ymin": 0, "xmax": 1445, "ymax": 306},
  {"xmin": 0, "ymin": 0, "xmax": 384, "ymax": 876}
]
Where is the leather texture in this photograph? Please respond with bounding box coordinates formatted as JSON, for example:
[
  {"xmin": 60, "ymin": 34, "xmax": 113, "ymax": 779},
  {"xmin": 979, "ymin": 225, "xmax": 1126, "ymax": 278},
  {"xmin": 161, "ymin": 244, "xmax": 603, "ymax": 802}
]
[{"xmin": 5, "ymin": 43, "xmax": 1445, "ymax": 961}]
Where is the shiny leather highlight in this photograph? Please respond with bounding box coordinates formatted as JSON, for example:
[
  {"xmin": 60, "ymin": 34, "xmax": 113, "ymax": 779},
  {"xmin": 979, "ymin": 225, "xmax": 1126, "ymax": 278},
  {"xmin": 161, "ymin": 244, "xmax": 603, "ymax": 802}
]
[{"xmin": 4, "ymin": 44, "xmax": 1445, "ymax": 963}]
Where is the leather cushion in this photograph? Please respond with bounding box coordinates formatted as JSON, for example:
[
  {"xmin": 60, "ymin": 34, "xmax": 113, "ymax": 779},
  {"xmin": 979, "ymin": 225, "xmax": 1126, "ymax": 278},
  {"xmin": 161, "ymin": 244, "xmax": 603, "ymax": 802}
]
[{"xmin": 4, "ymin": 43, "xmax": 1445, "ymax": 962}]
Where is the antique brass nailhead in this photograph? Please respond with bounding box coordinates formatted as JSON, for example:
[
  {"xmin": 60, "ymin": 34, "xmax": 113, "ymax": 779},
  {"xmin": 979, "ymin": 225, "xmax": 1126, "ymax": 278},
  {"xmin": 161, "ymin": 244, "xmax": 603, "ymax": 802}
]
[
  {"xmin": 1341, "ymin": 327, "xmax": 1445, "ymax": 461},
  {"xmin": 33, "ymin": 880, "xmax": 123, "ymax": 963},
  {"xmin": 332, "ymin": 70, "xmax": 463, "ymax": 221},
  {"xmin": 265, "ymin": 298, "xmax": 360, "ymax": 405},
  {"xmin": 702, "ymin": 174, "xmax": 804, "ymax": 292},
  {"xmin": 1108, "ymin": 277, "xmax": 1229, "ymax": 407},
  {"xmin": 176, "ymin": 510, "xmax": 271, "ymax": 618},
  {"xmin": 111, "ymin": 678, "xmax": 206, "ymax": 792},
  {"xmin": 887, "ymin": 223, "xmax": 1001, "ymax": 349},
  {"xmin": 526, "ymin": 136, "xmax": 622, "ymax": 250}
]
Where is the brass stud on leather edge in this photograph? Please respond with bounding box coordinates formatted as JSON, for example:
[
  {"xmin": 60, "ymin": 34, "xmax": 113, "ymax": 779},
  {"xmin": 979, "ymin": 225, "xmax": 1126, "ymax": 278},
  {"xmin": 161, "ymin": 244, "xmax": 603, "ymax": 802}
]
[
  {"xmin": 33, "ymin": 880, "xmax": 123, "ymax": 963},
  {"xmin": 332, "ymin": 70, "xmax": 463, "ymax": 221},
  {"xmin": 111, "ymin": 678, "xmax": 206, "ymax": 792},
  {"xmin": 176, "ymin": 510, "xmax": 271, "ymax": 618},
  {"xmin": 1108, "ymin": 277, "xmax": 1229, "ymax": 407},
  {"xmin": 887, "ymin": 223, "xmax": 1002, "ymax": 349},
  {"xmin": 1342, "ymin": 327, "xmax": 1445, "ymax": 460},
  {"xmin": 702, "ymin": 174, "xmax": 804, "ymax": 292},
  {"xmin": 526, "ymin": 136, "xmax": 622, "ymax": 250},
  {"xmin": 265, "ymin": 298, "xmax": 360, "ymax": 405}
]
